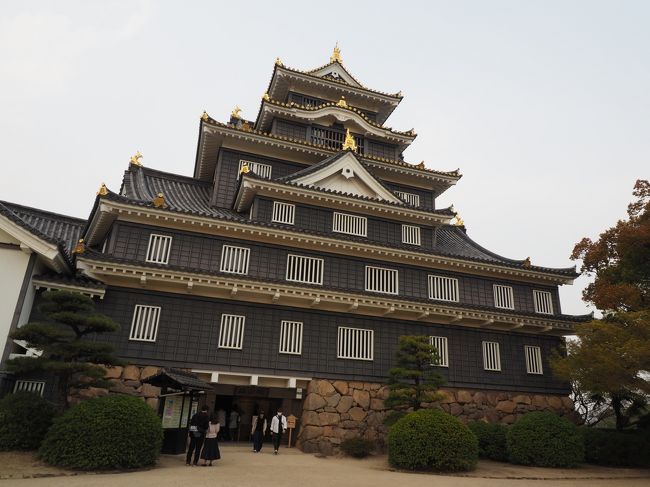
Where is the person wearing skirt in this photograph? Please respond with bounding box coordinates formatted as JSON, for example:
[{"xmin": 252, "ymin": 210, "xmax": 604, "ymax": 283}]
[{"xmin": 201, "ymin": 414, "xmax": 221, "ymax": 466}]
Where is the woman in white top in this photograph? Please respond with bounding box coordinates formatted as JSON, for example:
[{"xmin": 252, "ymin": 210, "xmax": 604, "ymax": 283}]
[{"xmin": 201, "ymin": 413, "xmax": 221, "ymax": 466}]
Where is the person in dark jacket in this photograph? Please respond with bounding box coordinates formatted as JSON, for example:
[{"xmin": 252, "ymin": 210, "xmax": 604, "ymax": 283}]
[
  {"xmin": 250, "ymin": 411, "xmax": 267, "ymax": 453},
  {"xmin": 186, "ymin": 404, "xmax": 210, "ymax": 466}
]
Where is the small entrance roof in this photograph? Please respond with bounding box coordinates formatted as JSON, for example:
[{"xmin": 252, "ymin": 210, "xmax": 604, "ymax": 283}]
[{"xmin": 143, "ymin": 368, "xmax": 213, "ymax": 392}]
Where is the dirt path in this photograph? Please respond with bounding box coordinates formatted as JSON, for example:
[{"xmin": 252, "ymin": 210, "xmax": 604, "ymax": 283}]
[{"xmin": 2, "ymin": 446, "xmax": 648, "ymax": 486}]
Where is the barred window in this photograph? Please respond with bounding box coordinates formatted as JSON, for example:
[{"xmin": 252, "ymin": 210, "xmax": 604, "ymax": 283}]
[
  {"xmin": 286, "ymin": 254, "xmax": 324, "ymax": 285},
  {"xmin": 493, "ymin": 284, "xmax": 514, "ymax": 310},
  {"xmin": 402, "ymin": 224, "xmax": 421, "ymax": 245},
  {"xmin": 14, "ymin": 380, "xmax": 45, "ymax": 396},
  {"xmin": 220, "ymin": 245, "xmax": 250, "ymax": 275},
  {"xmin": 279, "ymin": 320, "xmax": 303, "ymax": 355},
  {"xmin": 482, "ymin": 341, "xmax": 501, "ymax": 371},
  {"xmin": 428, "ymin": 275, "xmax": 459, "ymax": 302},
  {"xmin": 129, "ymin": 305, "xmax": 161, "ymax": 342},
  {"xmin": 272, "ymin": 201, "xmax": 295, "ymax": 225},
  {"xmin": 365, "ymin": 266, "xmax": 398, "ymax": 295},
  {"xmin": 274, "ymin": 120, "xmax": 307, "ymax": 140},
  {"xmin": 525, "ymin": 345, "xmax": 543, "ymax": 374},
  {"xmin": 533, "ymin": 290, "xmax": 554, "ymax": 315},
  {"xmin": 333, "ymin": 212, "xmax": 367, "ymax": 237},
  {"xmin": 219, "ymin": 314, "xmax": 245, "ymax": 349},
  {"xmin": 395, "ymin": 191, "xmax": 420, "ymax": 207},
  {"xmin": 145, "ymin": 234, "xmax": 172, "ymax": 264},
  {"xmin": 337, "ymin": 326, "xmax": 374, "ymax": 360},
  {"xmin": 238, "ymin": 160, "xmax": 272, "ymax": 179},
  {"xmin": 429, "ymin": 336, "xmax": 449, "ymax": 367}
]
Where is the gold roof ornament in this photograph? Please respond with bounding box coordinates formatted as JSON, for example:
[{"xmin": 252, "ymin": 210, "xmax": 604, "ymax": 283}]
[
  {"xmin": 275, "ymin": 57, "xmax": 283, "ymax": 66},
  {"xmin": 523, "ymin": 257, "xmax": 532, "ymax": 268},
  {"xmin": 239, "ymin": 162, "xmax": 250, "ymax": 175},
  {"xmin": 152, "ymin": 192, "xmax": 166, "ymax": 208},
  {"xmin": 129, "ymin": 151, "xmax": 143, "ymax": 166},
  {"xmin": 201, "ymin": 111, "xmax": 209, "ymax": 121},
  {"xmin": 230, "ymin": 106, "xmax": 242, "ymax": 119},
  {"xmin": 330, "ymin": 42, "xmax": 342, "ymax": 63},
  {"xmin": 454, "ymin": 213, "xmax": 465, "ymax": 226},
  {"xmin": 342, "ymin": 129, "xmax": 357, "ymax": 152},
  {"xmin": 262, "ymin": 92, "xmax": 270, "ymax": 101},
  {"xmin": 240, "ymin": 121, "xmax": 251, "ymax": 132},
  {"xmin": 73, "ymin": 238, "xmax": 85, "ymax": 254},
  {"xmin": 97, "ymin": 183, "xmax": 108, "ymax": 196},
  {"xmin": 416, "ymin": 161, "xmax": 425, "ymax": 169},
  {"xmin": 336, "ymin": 96, "xmax": 348, "ymax": 108}
]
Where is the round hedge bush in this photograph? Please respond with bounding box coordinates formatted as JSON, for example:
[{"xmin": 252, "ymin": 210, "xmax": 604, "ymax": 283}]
[
  {"xmin": 507, "ymin": 411, "xmax": 584, "ymax": 467},
  {"xmin": 388, "ymin": 409, "xmax": 478, "ymax": 471},
  {"xmin": 468, "ymin": 421, "xmax": 508, "ymax": 461},
  {"xmin": 582, "ymin": 428, "xmax": 650, "ymax": 468},
  {"xmin": 0, "ymin": 391, "xmax": 56, "ymax": 451},
  {"xmin": 39, "ymin": 395, "xmax": 163, "ymax": 470}
]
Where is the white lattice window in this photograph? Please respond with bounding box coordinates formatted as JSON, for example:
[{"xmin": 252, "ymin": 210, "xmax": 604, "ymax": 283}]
[
  {"xmin": 286, "ymin": 254, "xmax": 324, "ymax": 285},
  {"xmin": 428, "ymin": 275, "xmax": 459, "ymax": 302},
  {"xmin": 483, "ymin": 341, "xmax": 501, "ymax": 371},
  {"xmin": 145, "ymin": 234, "xmax": 172, "ymax": 264},
  {"xmin": 129, "ymin": 305, "xmax": 161, "ymax": 342},
  {"xmin": 14, "ymin": 380, "xmax": 45, "ymax": 396},
  {"xmin": 525, "ymin": 345, "xmax": 543, "ymax": 374},
  {"xmin": 493, "ymin": 284, "xmax": 514, "ymax": 310},
  {"xmin": 337, "ymin": 326, "xmax": 374, "ymax": 360},
  {"xmin": 533, "ymin": 290, "xmax": 554, "ymax": 315},
  {"xmin": 219, "ymin": 314, "xmax": 245, "ymax": 349},
  {"xmin": 429, "ymin": 336, "xmax": 449, "ymax": 367},
  {"xmin": 332, "ymin": 212, "xmax": 367, "ymax": 237},
  {"xmin": 365, "ymin": 266, "xmax": 398, "ymax": 295},
  {"xmin": 272, "ymin": 201, "xmax": 295, "ymax": 225},
  {"xmin": 279, "ymin": 320, "xmax": 303, "ymax": 355},
  {"xmin": 220, "ymin": 245, "xmax": 250, "ymax": 275},
  {"xmin": 238, "ymin": 160, "xmax": 272, "ymax": 179},
  {"xmin": 402, "ymin": 224, "xmax": 421, "ymax": 246},
  {"xmin": 395, "ymin": 191, "xmax": 420, "ymax": 207}
]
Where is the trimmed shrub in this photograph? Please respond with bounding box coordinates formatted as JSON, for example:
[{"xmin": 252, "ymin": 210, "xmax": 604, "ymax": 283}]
[
  {"xmin": 582, "ymin": 428, "xmax": 650, "ymax": 468},
  {"xmin": 388, "ymin": 409, "xmax": 478, "ymax": 471},
  {"xmin": 468, "ymin": 421, "xmax": 508, "ymax": 461},
  {"xmin": 39, "ymin": 395, "xmax": 162, "ymax": 470},
  {"xmin": 0, "ymin": 392, "xmax": 56, "ymax": 451},
  {"xmin": 340, "ymin": 437, "xmax": 374, "ymax": 458},
  {"xmin": 382, "ymin": 410, "xmax": 406, "ymax": 427},
  {"xmin": 507, "ymin": 412, "xmax": 584, "ymax": 467}
]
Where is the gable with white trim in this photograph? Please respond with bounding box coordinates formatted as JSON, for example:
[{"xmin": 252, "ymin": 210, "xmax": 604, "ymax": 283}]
[
  {"xmin": 309, "ymin": 64, "xmax": 361, "ymax": 87},
  {"xmin": 288, "ymin": 152, "xmax": 402, "ymax": 203}
]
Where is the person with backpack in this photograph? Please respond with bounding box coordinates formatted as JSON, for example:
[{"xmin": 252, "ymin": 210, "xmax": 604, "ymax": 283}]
[
  {"xmin": 269, "ymin": 408, "xmax": 287, "ymax": 455},
  {"xmin": 186, "ymin": 404, "xmax": 210, "ymax": 466}
]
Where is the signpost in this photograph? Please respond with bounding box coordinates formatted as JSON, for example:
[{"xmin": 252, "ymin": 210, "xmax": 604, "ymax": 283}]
[{"xmin": 287, "ymin": 414, "xmax": 297, "ymax": 448}]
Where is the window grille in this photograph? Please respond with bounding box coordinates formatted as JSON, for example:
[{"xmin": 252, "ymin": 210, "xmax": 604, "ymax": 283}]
[
  {"xmin": 238, "ymin": 160, "xmax": 272, "ymax": 179},
  {"xmin": 129, "ymin": 305, "xmax": 161, "ymax": 342},
  {"xmin": 333, "ymin": 212, "xmax": 367, "ymax": 237},
  {"xmin": 219, "ymin": 314, "xmax": 245, "ymax": 349},
  {"xmin": 402, "ymin": 224, "xmax": 421, "ymax": 245},
  {"xmin": 482, "ymin": 341, "xmax": 501, "ymax": 371},
  {"xmin": 311, "ymin": 126, "xmax": 364, "ymax": 154},
  {"xmin": 365, "ymin": 266, "xmax": 398, "ymax": 295},
  {"xmin": 14, "ymin": 380, "xmax": 45, "ymax": 396},
  {"xmin": 145, "ymin": 234, "xmax": 172, "ymax": 264},
  {"xmin": 286, "ymin": 254, "xmax": 324, "ymax": 285},
  {"xmin": 366, "ymin": 140, "xmax": 395, "ymax": 159},
  {"xmin": 337, "ymin": 326, "xmax": 374, "ymax": 360},
  {"xmin": 525, "ymin": 345, "xmax": 543, "ymax": 374},
  {"xmin": 395, "ymin": 191, "xmax": 420, "ymax": 207},
  {"xmin": 274, "ymin": 120, "xmax": 307, "ymax": 140},
  {"xmin": 272, "ymin": 201, "xmax": 296, "ymax": 225},
  {"xmin": 429, "ymin": 336, "xmax": 449, "ymax": 367},
  {"xmin": 533, "ymin": 290, "xmax": 554, "ymax": 315},
  {"xmin": 279, "ymin": 320, "xmax": 303, "ymax": 355},
  {"xmin": 220, "ymin": 245, "xmax": 250, "ymax": 275},
  {"xmin": 428, "ymin": 275, "xmax": 459, "ymax": 302},
  {"xmin": 493, "ymin": 284, "xmax": 515, "ymax": 310}
]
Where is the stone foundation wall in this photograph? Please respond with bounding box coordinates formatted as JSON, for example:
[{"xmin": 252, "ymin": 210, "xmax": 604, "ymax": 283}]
[
  {"xmin": 296, "ymin": 378, "xmax": 576, "ymax": 455},
  {"xmin": 68, "ymin": 365, "xmax": 162, "ymax": 409}
]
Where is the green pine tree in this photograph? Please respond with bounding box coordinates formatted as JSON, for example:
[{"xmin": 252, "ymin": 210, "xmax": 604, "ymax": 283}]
[
  {"xmin": 8, "ymin": 290, "xmax": 122, "ymax": 408},
  {"xmin": 385, "ymin": 335, "xmax": 446, "ymax": 411}
]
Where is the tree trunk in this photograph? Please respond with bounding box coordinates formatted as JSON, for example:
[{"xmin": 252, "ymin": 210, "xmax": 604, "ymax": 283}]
[{"xmin": 612, "ymin": 394, "xmax": 624, "ymax": 431}]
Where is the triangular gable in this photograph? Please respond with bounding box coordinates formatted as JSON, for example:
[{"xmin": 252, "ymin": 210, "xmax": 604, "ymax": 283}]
[
  {"xmin": 287, "ymin": 152, "xmax": 402, "ymax": 203},
  {"xmin": 308, "ymin": 62, "xmax": 362, "ymax": 88}
]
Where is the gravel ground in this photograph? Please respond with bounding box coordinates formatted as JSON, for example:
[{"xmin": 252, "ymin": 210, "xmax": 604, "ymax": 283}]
[{"xmin": 1, "ymin": 445, "xmax": 648, "ymax": 486}]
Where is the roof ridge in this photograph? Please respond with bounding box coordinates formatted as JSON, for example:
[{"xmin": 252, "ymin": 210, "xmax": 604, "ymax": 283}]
[
  {"xmin": 129, "ymin": 165, "xmax": 211, "ymax": 186},
  {"xmin": 0, "ymin": 200, "xmax": 86, "ymax": 224}
]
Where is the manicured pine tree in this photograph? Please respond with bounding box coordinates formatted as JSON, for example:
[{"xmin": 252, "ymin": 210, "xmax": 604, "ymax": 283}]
[{"xmin": 8, "ymin": 290, "xmax": 122, "ymax": 409}]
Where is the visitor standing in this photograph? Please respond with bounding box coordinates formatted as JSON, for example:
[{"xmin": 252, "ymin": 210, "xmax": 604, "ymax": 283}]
[
  {"xmin": 251, "ymin": 411, "xmax": 267, "ymax": 453},
  {"xmin": 186, "ymin": 405, "xmax": 210, "ymax": 466},
  {"xmin": 229, "ymin": 406, "xmax": 240, "ymax": 441},
  {"xmin": 201, "ymin": 413, "xmax": 221, "ymax": 466},
  {"xmin": 270, "ymin": 409, "xmax": 287, "ymax": 455}
]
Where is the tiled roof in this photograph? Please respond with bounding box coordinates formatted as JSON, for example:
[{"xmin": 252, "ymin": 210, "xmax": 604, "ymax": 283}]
[
  {"xmin": 142, "ymin": 368, "xmax": 213, "ymax": 391},
  {"xmin": 32, "ymin": 272, "xmax": 106, "ymax": 290},
  {"xmin": 0, "ymin": 200, "xmax": 85, "ymax": 264}
]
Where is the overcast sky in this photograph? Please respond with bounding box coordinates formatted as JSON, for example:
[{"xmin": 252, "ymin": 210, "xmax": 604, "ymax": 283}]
[{"xmin": 1, "ymin": 1, "xmax": 648, "ymax": 316}]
